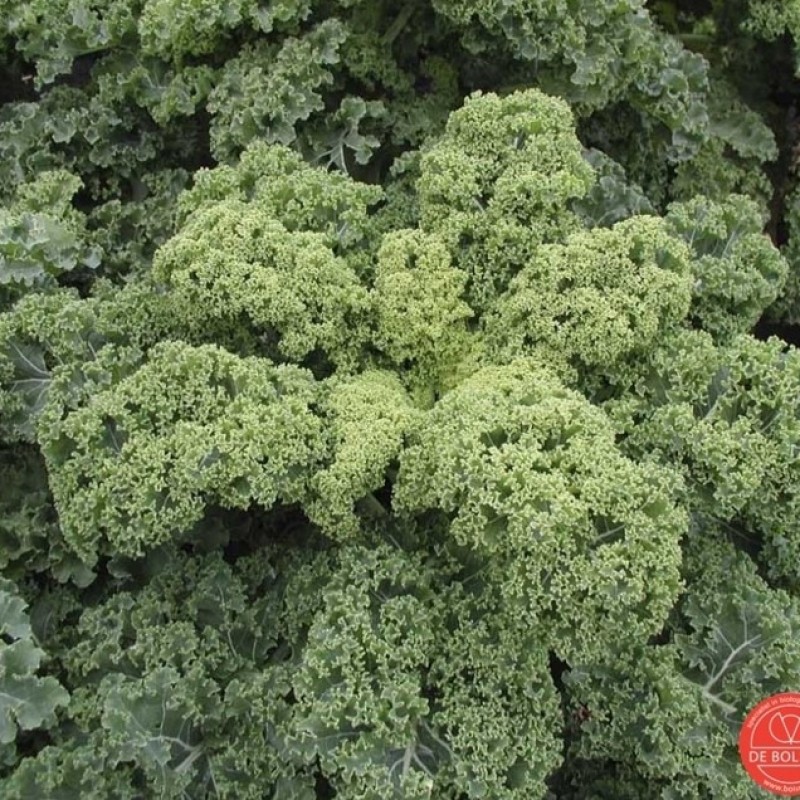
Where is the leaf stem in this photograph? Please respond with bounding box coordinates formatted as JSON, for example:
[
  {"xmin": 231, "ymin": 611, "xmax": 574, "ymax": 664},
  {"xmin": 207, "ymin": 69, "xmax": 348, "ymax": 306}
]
[{"xmin": 383, "ymin": 5, "xmax": 417, "ymax": 45}]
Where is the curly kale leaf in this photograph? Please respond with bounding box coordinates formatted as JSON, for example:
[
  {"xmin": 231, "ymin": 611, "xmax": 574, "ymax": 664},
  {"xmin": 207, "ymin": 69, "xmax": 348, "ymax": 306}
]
[
  {"xmin": 667, "ymin": 194, "xmax": 787, "ymax": 340},
  {"xmin": 207, "ymin": 20, "xmax": 347, "ymax": 161},
  {"xmin": 417, "ymin": 89, "xmax": 595, "ymax": 311},
  {"xmin": 153, "ymin": 204, "xmax": 372, "ymax": 370},
  {"xmin": 395, "ymin": 360, "xmax": 687, "ymax": 664},
  {"xmin": 39, "ymin": 341, "xmax": 327, "ymax": 563},
  {"xmin": 485, "ymin": 216, "xmax": 693, "ymax": 373}
]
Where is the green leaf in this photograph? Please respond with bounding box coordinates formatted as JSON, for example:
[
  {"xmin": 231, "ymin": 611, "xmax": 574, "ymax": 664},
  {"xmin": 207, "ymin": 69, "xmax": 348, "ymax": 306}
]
[
  {"xmin": 102, "ymin": 668, "xmax": 209, "ymax": 770},
  {"xmin": 0, "ymin": 581, "xmax": 69, "ymax": 744},
  {"xmin": 7, "ymin": 340, "xmax": 52, "ymax": 409},
  {"xmin": 678, "ymin": 586, "xmax": 782, "ymax": 719}
]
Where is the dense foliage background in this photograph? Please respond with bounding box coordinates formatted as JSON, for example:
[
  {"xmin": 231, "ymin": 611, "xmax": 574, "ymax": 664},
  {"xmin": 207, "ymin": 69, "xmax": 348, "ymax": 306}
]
[{"xmin": 3, "ymin": 1, "xmax": 800, "ymax": 797}]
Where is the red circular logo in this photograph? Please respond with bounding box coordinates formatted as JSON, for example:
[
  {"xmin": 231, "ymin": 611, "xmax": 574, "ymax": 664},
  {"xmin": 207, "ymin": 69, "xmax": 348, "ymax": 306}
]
[{"xmin": 740, "ymin": 693, "xmax": 800, "ymax": 796}]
